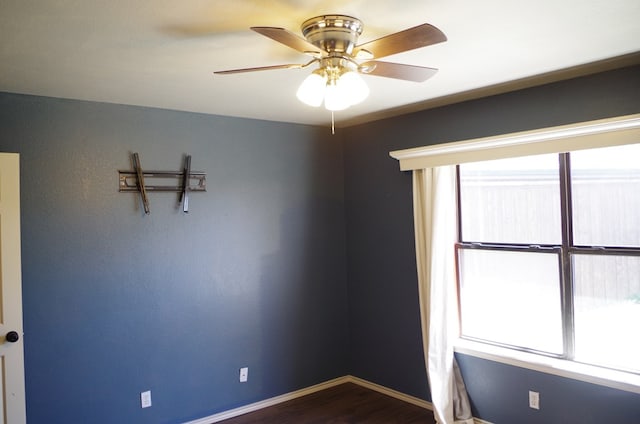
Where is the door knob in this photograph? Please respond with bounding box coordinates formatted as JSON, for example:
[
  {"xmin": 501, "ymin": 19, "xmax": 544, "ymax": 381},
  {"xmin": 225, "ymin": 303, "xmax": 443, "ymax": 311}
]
[{"xmin": 5, "ymin": 331, "xmax": 19, "ymax": 343}]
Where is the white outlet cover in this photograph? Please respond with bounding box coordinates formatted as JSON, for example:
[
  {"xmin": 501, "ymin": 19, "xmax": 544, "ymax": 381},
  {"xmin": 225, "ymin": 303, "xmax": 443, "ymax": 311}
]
[
  {"xmin": 239, "ymin": 367, "xmax": 248, "ymax": 382},
  {"xmin": 141, "ymin": 390, "xmax": 152, "ymax": 408},
  {"xmin": 528, "ymin": 391, "xmax": 540, "ymax": 410}
]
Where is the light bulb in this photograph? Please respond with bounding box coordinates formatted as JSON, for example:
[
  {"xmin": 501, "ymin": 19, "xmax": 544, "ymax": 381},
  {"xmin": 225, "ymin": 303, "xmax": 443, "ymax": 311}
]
[
  {"xmin": 296, "ymin": 71, "xmax": 326, "ymax": 107},
  {"xmin": 336, "ymin": 70, "xmax": 369, "ymax": 106}
]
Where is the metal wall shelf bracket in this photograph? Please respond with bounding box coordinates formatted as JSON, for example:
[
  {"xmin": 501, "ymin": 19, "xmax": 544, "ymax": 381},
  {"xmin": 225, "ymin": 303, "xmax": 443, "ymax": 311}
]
[{"xmin": 119, "ymin": 153, "xmax": 206, "ymax": 214}]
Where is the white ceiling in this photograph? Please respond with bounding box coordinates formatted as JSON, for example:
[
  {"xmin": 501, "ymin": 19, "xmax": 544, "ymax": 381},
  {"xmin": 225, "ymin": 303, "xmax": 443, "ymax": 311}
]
[{"xmin": 1, "ymin": 0, "xmax": 639, "ymax": 127}]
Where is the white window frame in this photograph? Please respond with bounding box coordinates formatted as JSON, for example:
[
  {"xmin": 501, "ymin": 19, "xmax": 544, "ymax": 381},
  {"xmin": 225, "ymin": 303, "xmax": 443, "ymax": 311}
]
[
  {"xmin": 390, "ymin": 114, "xmax": 640, "ymax": 170},
  {"xmin": 389, "ymin": 113, "xmax": 640, "ymax": 394}
]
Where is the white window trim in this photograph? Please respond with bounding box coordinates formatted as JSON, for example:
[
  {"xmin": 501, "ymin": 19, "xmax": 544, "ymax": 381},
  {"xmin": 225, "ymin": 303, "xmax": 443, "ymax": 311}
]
[
  {"xmin": 389, "ymin": 113, "xmax": 640, "ymax": 170},
  {"xmin": 389, "ymin": 113, "xmax": 640, "ymax": 393},
  {"xmin": 455, "ymin": 338, "xmax": 640, "ymax": 395}
]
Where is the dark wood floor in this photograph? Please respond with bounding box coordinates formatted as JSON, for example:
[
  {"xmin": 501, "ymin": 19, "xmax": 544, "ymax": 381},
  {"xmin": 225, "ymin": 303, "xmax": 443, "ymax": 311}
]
[{"xmin": 218, "ymin": 382, "xmax": 436, "ymax": 424}]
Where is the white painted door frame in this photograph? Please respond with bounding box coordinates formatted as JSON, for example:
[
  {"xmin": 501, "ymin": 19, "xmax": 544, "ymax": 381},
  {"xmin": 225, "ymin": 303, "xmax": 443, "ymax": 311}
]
[{"xmin": 0, "ymin": 153, "xmax": 26, "ymax": 424}]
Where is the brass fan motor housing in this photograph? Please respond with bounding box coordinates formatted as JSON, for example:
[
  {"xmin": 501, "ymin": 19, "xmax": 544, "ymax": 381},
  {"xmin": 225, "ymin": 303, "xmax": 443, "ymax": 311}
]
[
  {"xmin": 215, "ymin": 15, "xmax": 445, "ymax": 84},
  {"xmin": 301, "ymin": 15, "xmax": 363, "ymax": 55}
]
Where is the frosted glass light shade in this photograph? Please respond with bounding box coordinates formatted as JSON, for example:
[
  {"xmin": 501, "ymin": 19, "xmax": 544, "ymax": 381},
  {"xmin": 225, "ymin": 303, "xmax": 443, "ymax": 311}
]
[
  {"xmin": 296, "ymin": 67, "xmax": 370, "ymax": 111},
  {"xmin": 296, "ymin": 71, "xmax": 326, "ymax": 107},
  {"xmin": 337, "ymin": 71, "xmax": 369, "ymax": 106},
  {"xmin": 324, "ymin": 80, "xmax": 350, "ymax": 111}
]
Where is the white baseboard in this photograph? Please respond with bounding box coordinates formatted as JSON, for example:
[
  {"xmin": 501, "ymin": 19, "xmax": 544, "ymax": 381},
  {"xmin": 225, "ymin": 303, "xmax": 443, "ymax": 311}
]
[
  {"xmin": 348, "ymin": 377, "xmax": 492, "ymax": 424},
  {"xmin": 347, "ymin": 375, "xmax": 434, "ymax": 411},
  {"xmin": 182, "ymin": 375, "xmax": 492, "ymax": 424}
]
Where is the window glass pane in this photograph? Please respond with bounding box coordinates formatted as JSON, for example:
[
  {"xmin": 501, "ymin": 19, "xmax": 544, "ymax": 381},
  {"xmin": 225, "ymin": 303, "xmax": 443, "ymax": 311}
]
[
  {"xmin": 573, "ymin": 254, "xmax": 640, "ymax": 373},
  {"xmin": 459, "ymin": 154, "xmax": 561, "ymax": 244},
  {"xmin": 571, "ymin": 144, "xmax": 640, "ymax": 247},
  {"xmin": 458, "ymin": 248, "xmax": 563, "ymax": 354}
]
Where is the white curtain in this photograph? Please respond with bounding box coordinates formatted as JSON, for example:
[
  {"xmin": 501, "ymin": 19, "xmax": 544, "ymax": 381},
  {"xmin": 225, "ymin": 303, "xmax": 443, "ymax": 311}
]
[{"xmin": 413, "ymin": 166, "xmax": 474, "ymax": 424}]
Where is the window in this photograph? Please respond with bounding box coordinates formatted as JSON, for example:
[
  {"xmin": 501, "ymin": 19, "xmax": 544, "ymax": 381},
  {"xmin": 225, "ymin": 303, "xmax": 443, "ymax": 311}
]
[{"xmin": 457, "ymin": 144, "xmax": 640, "ymax": 374}]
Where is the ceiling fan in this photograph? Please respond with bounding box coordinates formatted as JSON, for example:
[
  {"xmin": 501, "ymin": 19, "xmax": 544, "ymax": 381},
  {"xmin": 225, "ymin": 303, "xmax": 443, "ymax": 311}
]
[{"xmin": 214, "ymin": 15, "xmax": 446, "ymax": 112}]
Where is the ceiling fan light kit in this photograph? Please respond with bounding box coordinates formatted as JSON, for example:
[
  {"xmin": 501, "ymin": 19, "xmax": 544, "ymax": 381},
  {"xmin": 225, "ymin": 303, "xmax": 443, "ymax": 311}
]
[
  {"xmin": 297, "ymin": 57, "xmax": 370, "ymax": 111},
  {"xmin": 215, "ymin": 14, "xmax": 446, "ymax": 113}
]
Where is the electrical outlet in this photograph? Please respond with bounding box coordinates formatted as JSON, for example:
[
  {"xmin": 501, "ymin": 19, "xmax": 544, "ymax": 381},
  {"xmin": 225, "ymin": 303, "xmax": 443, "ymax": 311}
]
[
  {"xmin": 529, "ymin": 390, "xmax": 540, "ymax": 410},
  {"xmin": 141, "ymin": 390, "xmax": 152, "ymax": 408},
  {"xmin": 239, "ymin": 367, "xmax": 249, "ymax": 383}
]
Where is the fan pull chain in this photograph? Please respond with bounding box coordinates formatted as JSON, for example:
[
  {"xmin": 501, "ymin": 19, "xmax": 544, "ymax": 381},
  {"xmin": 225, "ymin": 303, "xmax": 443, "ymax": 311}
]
[{"xmin": 331, "ymin": 111, "xmax": 335, "ymax": 135}]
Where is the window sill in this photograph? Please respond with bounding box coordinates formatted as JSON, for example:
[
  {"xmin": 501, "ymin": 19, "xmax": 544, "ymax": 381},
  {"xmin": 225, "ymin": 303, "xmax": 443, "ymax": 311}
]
[{"xmin": 454, "ymin": 338, "xmax": 640, "ymax": 395}]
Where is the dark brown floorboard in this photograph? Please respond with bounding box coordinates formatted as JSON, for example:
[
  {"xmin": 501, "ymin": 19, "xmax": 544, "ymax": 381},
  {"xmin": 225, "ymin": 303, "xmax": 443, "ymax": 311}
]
[{"xmin": 218, "ymin": 382, "xmax": 436, "ymax": 424}]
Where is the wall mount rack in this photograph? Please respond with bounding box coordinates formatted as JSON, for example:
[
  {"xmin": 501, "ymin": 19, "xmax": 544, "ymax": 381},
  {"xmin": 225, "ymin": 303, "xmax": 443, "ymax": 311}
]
[{"xmin": 119, "ymin": 153, "xmax": 206, "ymax": 214}]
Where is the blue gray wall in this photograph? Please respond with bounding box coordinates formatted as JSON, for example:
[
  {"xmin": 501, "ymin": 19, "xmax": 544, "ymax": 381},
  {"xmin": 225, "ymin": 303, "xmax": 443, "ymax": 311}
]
[
  {"xmin": 343, "ymin": 64, "xmax": 640, "ymax": 423},
  {"xmin": 0, "ymin": 94, "xmax": 348, "ymax": 423}
]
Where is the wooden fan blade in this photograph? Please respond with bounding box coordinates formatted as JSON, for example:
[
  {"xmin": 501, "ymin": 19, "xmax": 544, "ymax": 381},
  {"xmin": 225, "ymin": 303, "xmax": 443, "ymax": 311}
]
[
  {"xmin": 251, "ymin": 27, "xmax": 324, "ymax": 57},
  {"xmin": 214, "ymin": 63, "xmax": 305, "ymax": 75},
  {"xmin": 353, "ymin": 24, "xmax": 446, "ymax": 59},
  {"xmin": 360, "ymin": 61, "xmax": 438, "ymax": 82}
]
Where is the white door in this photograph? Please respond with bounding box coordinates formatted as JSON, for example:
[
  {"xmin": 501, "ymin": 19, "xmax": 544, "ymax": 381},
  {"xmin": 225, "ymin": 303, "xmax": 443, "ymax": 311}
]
[{"xmin": 0, "ymin": 153, "xmax": 26, "ymax": 424}]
